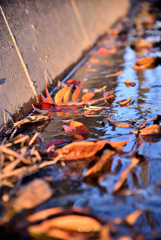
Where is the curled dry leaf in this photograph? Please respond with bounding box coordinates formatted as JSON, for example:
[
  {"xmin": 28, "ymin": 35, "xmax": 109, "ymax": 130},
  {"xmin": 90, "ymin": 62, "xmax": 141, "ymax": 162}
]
[
  {"xmin": 112, "ymin": 158, "xmax": 139, "ymax": 194},
  {"xmin": 130, "ymin": 39, "xmax": 152, "ymax": 52},
  {"xmin": 119, "ymin": 97, "xmax": 131, "ymax": 106},
  {"xmin": 54, "ymin": 87, "xmax": 67, "ymax": 105},
  {"xmin": 53, "ymin": 139, "xmax": 128, "ymax": 160},
  {"xmin": 131, "ymin": 124, "xmax": 161, "ymax": 137},
  {"xmin": 14, "ymin": 114, "xmax": 50, "ymax": 128},
  {"xmin": 82, "ymin": 92, "xmax": 95, "ymax": 104},
  {"xmin": 63, "ymin": 120, "xmax": 90, "ymax": 135},
  {"xmin": 12, "ymin": 179, "xmax": 53, "ymax": 212}
]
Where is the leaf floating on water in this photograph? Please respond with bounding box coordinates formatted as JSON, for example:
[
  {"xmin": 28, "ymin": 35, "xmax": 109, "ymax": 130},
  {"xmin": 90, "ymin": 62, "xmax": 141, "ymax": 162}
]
[
  {"xmin": 63, "ymin": 120, "xmax": 90, "ymax": 135},
  {"xmin": 131, "ymin": 124, "xmax": 161, "ymax": 137},
  {"xmin": 98, "ymin": 47, "xmax": 116, "ymax": 55},
  {"xmin": 132, "ymin": 57, "xmax": 159, "ymax": 70},
  {"xmin": 125, "ymin": 209, "xmax": 143, "ymax": 225},
  {"xmin": 84, "ymin": 150, "xmax": 115, "ymax": 177},
  {"xmin": 82, "ymin": 92, "xmax": 95, "ymax": 104},
  {"xmin": 106, "ymin": 115, "xmax": 133, "ymax": 128},
  {"xmin": 119, "ymin": 97, "xmax": 131, "ymax": 106},
  {"xmin": 72, "ymin": 85, "xmax": 82, "ymax": 103},
  {"xmin": 125, "ymin": 79, "xmax": 136, "ymax": 87},
  {"xmin": 112, "ymin": 158, "xmax": 139, "ymax": 194},
  {"xmin": 54, "ymin": 87, "xmax": 67, "ymax": 105},
  {"xmin": 54, "ymin": 139, "xmax": 128, "ymax": 161}
]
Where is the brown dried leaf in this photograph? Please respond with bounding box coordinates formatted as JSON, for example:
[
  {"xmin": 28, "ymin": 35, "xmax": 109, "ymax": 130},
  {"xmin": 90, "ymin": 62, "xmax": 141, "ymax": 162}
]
[
  {"xmin": 119, "ymin": 97, "xmax": 131, "ymax": 106},
  {"xmin": 112, "ymin": 158, "xmax": 139, "ymax": 193},
  {"xmin": 133, "ymin": 57, "xmax": 158, "ymax": 70},
  {"xmin": 107, "ymin": 116, "xmax": 133, "ymax": 128}
]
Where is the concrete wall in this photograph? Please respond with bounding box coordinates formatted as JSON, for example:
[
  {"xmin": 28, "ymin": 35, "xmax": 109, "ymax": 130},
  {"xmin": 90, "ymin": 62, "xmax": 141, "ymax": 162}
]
[{"xmin": 0, "ymin": 0, "xmax": 129, "ymax": 129}]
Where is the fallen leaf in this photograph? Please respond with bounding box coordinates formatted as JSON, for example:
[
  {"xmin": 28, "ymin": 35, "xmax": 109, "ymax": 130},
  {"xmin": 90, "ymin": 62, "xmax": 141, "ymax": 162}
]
[
  {"xmin": 64, "ymin": 85, "xmax": 73, "ymax": 104},
  {"xmin": 131, "ymin": 124, "xmax": 161, "ymax": 137},
  {"xmin": 63, "ymin": 120, "xmax": 90, "ymax": 135},
  {"xmin": 125, "ymin": 79, "xmax": 136, "ymax": 87},
  {"xmin": 132, "ymin": 57, "xmax": 159, "ymax": 70},
  {"xmin": 45, "ymin": 85, "xmax": 54, "ymax": 104},
  {"xmin": 12, "ymin": 179, "xmax": 53, "ymax": 211},
  {"xmin": 53, "ymin": 139, "xmax": 128, "ymax": 160},
  {"xmin": 84, "ymin": 149, "xmax": 115, "ymax": 177},
  {"xmin": 98, "ymin": 48, "xmax": 116, "ymax": 55},
  {"xmin": 119, "ymin": 97, "xmax": 131, "ymax": 106},
  {"xmin": 54, "ymin": 87, "xmax": 67, "ymax": 105},
  {"xmin": 125, "ymin": 209, "xmax": 143, "ymax": 225},
  {"xmin": 45, "ymin": 139, "xmax": 70, "ymax": 149},
  {"xmin": 72, "ymin": 85, "xmax": 82, "ymax": 103},
  {"xmin": 90, "ymin": 58, "xmax": 99, "ymax": 64},
  {"xmin": 14, "ymin": 114, "xmax": 50, "ymax": 128},
  {"xmin": 82, "ymin": 92, "xmax": 95, "ymax": 104},
  {"xmin": 112, "ymin": 158, "xmax": 139, "ymax": 193},
  {"xmin": 106, "ymin": 116, "xmax": 133, "ymax": 128},
  {"xmin": 66, "ymin": 79, "xmax": 83, "ymax": 85},
  {"xmin": 28, "ymin": 214, "xmax": 101, "ymax": 234}
]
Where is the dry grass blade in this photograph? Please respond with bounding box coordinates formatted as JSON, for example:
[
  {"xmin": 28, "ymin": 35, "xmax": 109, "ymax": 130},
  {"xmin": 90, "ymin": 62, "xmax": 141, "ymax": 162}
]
[
  {"xmin": 112, "ymin": 158, "xmax": 139, "ymax": 193},
  {"xmin": 29, "ymin": 132, "xmax": 39, "ymax": 145},
  {"xmin": 84, "ymin": 150, "xmax": 115, "ymax": 177}
]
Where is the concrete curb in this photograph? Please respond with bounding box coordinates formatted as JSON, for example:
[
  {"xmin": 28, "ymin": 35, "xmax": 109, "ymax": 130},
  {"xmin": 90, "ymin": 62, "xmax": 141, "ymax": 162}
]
[{"xmin": 0, "ymin": 0, "xmax": 129, "ymax": 130}]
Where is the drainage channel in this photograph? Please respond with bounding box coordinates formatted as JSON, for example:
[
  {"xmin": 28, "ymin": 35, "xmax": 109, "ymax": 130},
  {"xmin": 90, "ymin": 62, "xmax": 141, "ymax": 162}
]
[{"xmin": 1, "ymin": 1, "xmax": 161, "ymax": 239}]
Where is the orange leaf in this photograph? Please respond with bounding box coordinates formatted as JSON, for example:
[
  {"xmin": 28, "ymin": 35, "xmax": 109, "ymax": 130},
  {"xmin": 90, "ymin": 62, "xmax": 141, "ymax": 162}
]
[
  {"xmin": 54, "ymin": 87, "xmax": 67, "ymax": 106},
  {"xmin": 54, "ymin": 139, "xmax": 128, "ymax": 160},
  {"xmin": 82, "ymin": 92, "xmax": 95, "ymax": 104},
  {"xmin": 119, "ymin": 97, "xmax": 131, "ymax": 106},
  {"xmin": 63, "ymin": 85, "xmax": 73, "ymax": 104},
  {"xmin": 63, "ymin": 120, "xmax": 90, "ymax": 135},
  {"xmin": 66, "ymin": 79, "xmax": 83, "ymax": 85},
  {"xmin": 45, "ymin": 85, "xmax": 54, "ymax": 104},
  {"xmin": 133, "ymin": 57, "xmax": 157, "ymax": 70},
  {"xmin": 131, "ymin": 124, "xmax": 161, "ymax": 136},
  {"xmin": 72, "ymin": 86, "xmax": 82, "ymax": 103},
  {"xmin": 39, "ymin": 93, "xmax": 53, "ymax": 105},
  {"xmin": 112, "ymin": 158, "xmax": 139, "ymax": 193}
]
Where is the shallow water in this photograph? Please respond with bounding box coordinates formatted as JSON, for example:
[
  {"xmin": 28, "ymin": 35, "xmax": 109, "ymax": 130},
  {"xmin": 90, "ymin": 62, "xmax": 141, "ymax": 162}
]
[{"xmin": 40, "ymin": 20, "xmax": 161, "ymax": 234}]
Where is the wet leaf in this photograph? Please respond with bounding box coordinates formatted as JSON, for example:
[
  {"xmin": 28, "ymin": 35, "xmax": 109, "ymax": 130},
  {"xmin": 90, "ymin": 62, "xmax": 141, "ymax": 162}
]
[
  {"xmin": 63, "ymin": 120, "xmax": 90, "ymax": 135},
  {"xmin": 90, "ymin": 58, "xmax": 99, "ymax": 64},
  {"xmin": 54, "ymin": 87, "xmax": 67, "ymax": 105},
  {"xmin": 119, "ymin": 97, "xmax": 131, "ymax": 106},
  {"xmin": 64, "ymin": 85, "xmax": 73, "ymax": 104},
  {"xmin": 72, "ymin": 85, "xmax": 82, "ymax": 103},
  {"xmin": 106, "ymin": 116, "xmax": 133, "ymax": 128},
  {"xmin": 54, "ymin": 139, "xmax": 128, "ymax": 160},
  {"xmin": 125, "ymin": 79, "xmax": 136, "ymax": 87},
  {"xmin": 39, "ymin": 93, "xmax": 53, "ymax": 105},
  {"xmin": 14, "ymin": 114, "xmax": 50, "ymax": 128},
  {"xmin": 12, "ymin": 179, "xmax": 53, "ymax": 211},
  {"xmin": 84, "ymin": 149, "xmax": 115, "ymax": 177},
  {"xmin": 45, "ymin": 139, "xmax": 70, "ymax": 149},
  {"xmin": 133, "ymin": 57, "xmax": 159, "ymax": 70},
  {"xmin": 82, "ymin": 92, "xmax": 95, "ymax": 104},
  {"xmin": 112, "ymin": 158, "xmax": 139, "ymax": 193},
  {"xmin": 125, "ymin": 209, "xmax": 143, "ymax": 225},
  {"xmin": 131, "ymin": 124, "xmax": 161, "ymax": 137}
]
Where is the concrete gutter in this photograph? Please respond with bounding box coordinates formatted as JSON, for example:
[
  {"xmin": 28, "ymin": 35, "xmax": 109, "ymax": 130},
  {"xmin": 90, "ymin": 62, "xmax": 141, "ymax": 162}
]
[{"xmin": 0, "ymin": 0, "xmax": 130, "ymax": 130}]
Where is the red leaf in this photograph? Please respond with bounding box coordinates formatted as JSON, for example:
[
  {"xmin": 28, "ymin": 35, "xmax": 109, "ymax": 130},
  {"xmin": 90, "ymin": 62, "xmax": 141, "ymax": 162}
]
[
  {"xmin": 66, "ymin": 79, "xmax": 83, "ymax": 85},
  {"xmin": 45, "ymin": 85, "xmax": 54, "ymax": 104},
  {"xmin": 98, "ymin": 48, "xmax": 116, "ymax": 56},
  {"xmin": 54, "ymin": 87, "xmax": 67, "ymax": 106},
  {"xmin": 39, "ymin": 93, "xmax": 53, "ymax": 105},
  {"xmin": 45, "ymin": 139, "xmax": 70, "ymax": 149},
  {"xmin": 72, "ymin": 86, "xmax": 82, "ymax": 103},
  {"xmin": 63, "ymin": 120, "xmax": 90, "ymax": 135},
  {"xmin": 82, "ymin": 92, "xmax": 95, "ymax": 104},
  {"xmin": 63, "ymin": 85, "xmax": 73, "ymax": 104}
]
